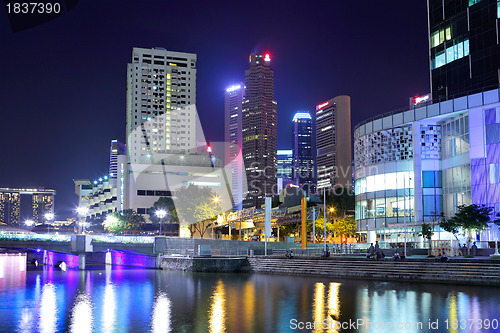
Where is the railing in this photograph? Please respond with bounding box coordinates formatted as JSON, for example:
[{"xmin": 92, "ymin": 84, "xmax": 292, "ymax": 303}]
[
  {"xmin": 0, "ymin": 232, "xmax": 71, "ymax": 242},
  {"xmin": 92, "ymin": 235, "xmax": 155, "ymax": 244}
]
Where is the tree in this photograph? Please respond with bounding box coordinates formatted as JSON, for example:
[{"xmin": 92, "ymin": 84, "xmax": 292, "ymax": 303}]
[
  {"xmin": 419, "ymin": 222, "xmax": 434, "ymax": 256},
  {"xmin": 307, "ymin": 213, "xmax": 334, "ymax": 242},
  {"xmin": 148, "ymin": 197, "xmax": 179, "ymax": 225},
  {"xmin": 441, "ymin": 204, "xmax": 497, "ymax": 255},
  {"xmin": 325, "ymin": 188, "xmax": 355, "ymax": 218},
  {"xmin": 103, "ymin": 209, "xmax": 144, "ymax": 234},
  {"xmin": 175, "ymin": 185, "xmax": 221, "ymax": 238},
  {"xmin": 332, "ymin": 216, "xmax": 357, "ymax": 242}
]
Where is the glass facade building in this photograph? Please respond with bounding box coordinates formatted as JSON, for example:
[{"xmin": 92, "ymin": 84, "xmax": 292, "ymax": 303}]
[
  {"xmin": 354, "ymin": 88, "xmax": 500, "ymax": 244},
  {"xmin": 429, "ymin": 0, "xmax": 500, "ymax": 100},
  {"xmin": 292, "ymin": 112, "xmax": 315, "ymax": 193}
]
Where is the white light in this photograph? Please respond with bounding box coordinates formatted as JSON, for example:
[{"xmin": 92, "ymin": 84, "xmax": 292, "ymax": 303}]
[
  {"xmin": 70, "ymin": 294, "xmax": 94, "ymax": 333},
  {"xmin": 151, "ymin": 292, "xmax": 171, "ymax": 333},
  {"xmin": 76, "ymin": 207, "xmax": 89, "ymax": 216},
  {"xmin": 293, "ymin": 112, "xmax": 312, "ymax": 121},
  {"xmin": 45, "ymin": 213, "xmax": 54, "ymax": 221},
  {"xmin": 40, "ymin": 283, "xmax": 57, "ymax": 333},
  {"xmin": 155, "ymin": 210, "xmax": 167, "ymax": 219},
  {"xmin": 226, "ymin": 84, "xmax": 241, "ymax": 93},
  {"xmin": 25, "ymin": 220, "xmax": 34, "ymax": 227}
]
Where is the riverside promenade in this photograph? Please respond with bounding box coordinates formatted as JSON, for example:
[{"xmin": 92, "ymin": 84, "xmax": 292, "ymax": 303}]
[{"xmin": 246, "ymin": 255, "xmax": 500, "ymax": 286}]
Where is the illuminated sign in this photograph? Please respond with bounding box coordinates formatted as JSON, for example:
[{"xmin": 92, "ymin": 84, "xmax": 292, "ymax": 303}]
[
  {"xmin": 317, "ymin": 102, "xmax": 329, "ymax": 110},
  {"xmin": 226, "ymin": 84, "xmax": 241, "ymax": 92},
  {"xmin": 264, "ymin": 53, "xmax": 270, "ymax": 61},
  {"xmin": 410, "ymin": 93, "xmax": 431, "ymax": 107}
]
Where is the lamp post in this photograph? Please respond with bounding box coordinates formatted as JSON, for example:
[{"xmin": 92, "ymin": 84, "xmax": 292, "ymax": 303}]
[
  {"xmin": 329, "ymin": 207, "xmax": 334, "ymax": 243},
  {"xmin": 25, "ymin": 219, "xmax": 34, "ymax": 229},
  {"xmin": 212, "ymin": 196, "xmax": 220, "ymax": 239},
  {"xmin": 76, "ymin": 207, "xmax": 89, "ymax": 234},
  {"xmin": 155, "ymin": 209, "xmax": 167, "ymax": 236},
  {"xmin": 45, "ymin": 212, "xmax": 54, "ymax": 233}
]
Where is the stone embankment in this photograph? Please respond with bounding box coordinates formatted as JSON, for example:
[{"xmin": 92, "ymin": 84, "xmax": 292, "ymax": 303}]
[{"xmin": 246, "ymin": 256, "xmax": 500, "ymax": 286}]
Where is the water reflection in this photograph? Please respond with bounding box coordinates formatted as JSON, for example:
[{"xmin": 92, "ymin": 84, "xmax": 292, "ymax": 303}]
[
  {"xmin": 209, "ymin": 280, "xmax": 226, "ymax": 333},
  {"xmin": 39, "ymin": 283, "xmax": 57, "ymax": 333},
  {"xmin": 70, "ymin": 293, "xmax": 93, "ymax": 333},
  {"xmin": 151, "ymin": 292, "xmax": 171, "ymax": 333},
  {"xmin": 0, "ymin": 255, "xmax": 498, "ymax": 332}
]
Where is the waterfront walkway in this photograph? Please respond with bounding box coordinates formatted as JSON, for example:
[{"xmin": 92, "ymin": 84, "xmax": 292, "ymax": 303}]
[{"xmin": 246, "ymin": 255, "xmax": 500, "ymax": 286}]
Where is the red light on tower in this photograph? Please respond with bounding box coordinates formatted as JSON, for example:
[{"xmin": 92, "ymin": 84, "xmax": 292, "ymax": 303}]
[
  {"xmin": 207, "ymin": 145, "xmax": 212, "ymax": 153},
  {"xmin": 264, "ymin": 53, "xmax": 271, "ymax": 61}
]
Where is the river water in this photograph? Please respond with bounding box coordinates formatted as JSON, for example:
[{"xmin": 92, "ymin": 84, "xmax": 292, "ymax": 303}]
[{"xmin": 0, "ymin": 254, "xmax": 499, "ymax": 332}]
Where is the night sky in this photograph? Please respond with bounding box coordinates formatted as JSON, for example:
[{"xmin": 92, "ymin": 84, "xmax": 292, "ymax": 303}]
[{"xmin": 0, "ymin": 1, "xmax": 429, "ymax": 218}]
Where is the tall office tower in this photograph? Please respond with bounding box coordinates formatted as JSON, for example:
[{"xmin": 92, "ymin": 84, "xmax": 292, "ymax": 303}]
[
  {"xmin": 224, "ymin": 83, "xmax": 245, "ymax": 211},
  {"xmin": 428, "ymin": 0, "xmax": 500, "ymax": 100},
  {"xmin": 315, "ymin": 95, "xmax": 352, "ymax": 191},
  {"xmin": 32, "ymin": 193, "xmax": 54, "ymax": 224},
  {"xmin": 242, "ymin": 53, "xmax": 277, "ymax": 208},
  {"xmin": 292, "ymin": 112, "xmax": 315, "ymax": 193},
  {"xmin": 109, "ymin": 140, "xmax": 126, "ymax": 178},
  {"xmin": 126, "ymin": 47, "xmax": 197, "ymax": 164},
  {"xmin": 277, "ymin": 149, "xmax": 293, "ymax": 192}
]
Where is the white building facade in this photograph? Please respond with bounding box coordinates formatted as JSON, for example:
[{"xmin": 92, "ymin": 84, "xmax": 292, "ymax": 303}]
[{"xmin": 354, "ymin": 88, "xmax": 500, "ymax": 245}]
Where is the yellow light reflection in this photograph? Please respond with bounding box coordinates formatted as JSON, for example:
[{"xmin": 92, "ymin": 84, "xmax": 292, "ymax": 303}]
[
  {"xmin": 209, "ymin": 280, "xmax": 226, "ymax": 333},
  {"xmin": 448, "ymin": 293, "xmax": 458, "ymax": 333},
  {"xmin": 327, "ymin": 282, "xmax": 341, "ymax": 333},
  {"xmin": 70, "ymin": 294, "xmax": 93, "ymax": 333},
  {"xmin": 313, "ymin": 283, "xmax": 325, "ymax": 333},
  {"xmin": 101, "ymin": 282, "xmax": 116, "ymax": 333},
  {"xmin": 151, "ymin": 292, "xmax": 171, "ymax": 333},
  {"xmin": 39, "ymin": 283, "xmax": 57, "ymax": 333},
  {"xmin": 242, "ymin": 281, "xmax": 255, "ymax": 331}
]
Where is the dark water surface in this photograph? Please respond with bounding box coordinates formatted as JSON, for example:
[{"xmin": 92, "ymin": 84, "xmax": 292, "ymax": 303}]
[{"xmin": 0, "ymin": 254, "xmax": 499, "ymax": 332}]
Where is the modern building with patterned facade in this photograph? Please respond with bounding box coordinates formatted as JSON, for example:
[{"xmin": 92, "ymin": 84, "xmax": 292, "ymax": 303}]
[
  {"xmin": 0, "ymin": 188, "xmax": 55, "ymax": 226},
  {"xmin": 354, "ymin": 87, "xmax": 500, "ymax": 244}
]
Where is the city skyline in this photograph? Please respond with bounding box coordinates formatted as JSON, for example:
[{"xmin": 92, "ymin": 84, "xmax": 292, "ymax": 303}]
[{"xmin": 0, "ymin": 1, "xmax": 429, "ymax": 217}]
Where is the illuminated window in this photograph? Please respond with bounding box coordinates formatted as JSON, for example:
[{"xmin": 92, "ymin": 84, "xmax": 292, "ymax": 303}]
[{"xmin": 445, "ymin": 27, "xmax": 451, "ymax": 40}]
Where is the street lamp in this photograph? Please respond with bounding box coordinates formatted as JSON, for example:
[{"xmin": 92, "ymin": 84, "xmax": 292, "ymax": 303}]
[
  {"xmin": 155, "ymin": 209, "xmax": 167, "ymax": 236},
  {"xmin": 212, "ymin": 196, "xmax": 220, "ymax": 239},
  {"xmin": 45, "ymin": 212, "xmax": 54, "ymax": 233},
  {"xmin": 25, "ymin": 219, "xmax": 34, "ymax": 227},
  {"xmin": 76, "ymin": 206, "xmax": 89, "ymax": 234}
]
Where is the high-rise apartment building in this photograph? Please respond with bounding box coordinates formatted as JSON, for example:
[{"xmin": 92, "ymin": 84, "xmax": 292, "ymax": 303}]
[
  {"xmin": 126, "ymin": 47, "xmax": 197, "ymax": 164},
  {"xmin": 225, "ymin": 83, "xmax": 245, "ymax": 211},
  {"xmin": 109, "ymin": 140, "xmax": 126, "ymax": 178},
  {"xmin": 428, "ymin": 0, "xmax": 500, "ymax": 100},
  {"xmin": 316, "ymin": 95, "xmax": 352, "ymax": 191},
  {"xmin": 242, "ymin": 53, "xmax": 277, "ymax": 208},
  {"xmin": 292, "ymin": 112, "xmax": 315, "ymax": 192}
]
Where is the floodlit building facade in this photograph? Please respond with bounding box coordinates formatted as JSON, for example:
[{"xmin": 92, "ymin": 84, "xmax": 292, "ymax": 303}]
[
  {"xmin": 277, "ymin": 149, "xmax": 293, "ymax": 192},
  {"xmin": 354, "ymin": 87, "xmax": 500, "ymax": 244},
  {"xmin": 225, "ymin": 83, "xmax": 245, "ymax": 211}
]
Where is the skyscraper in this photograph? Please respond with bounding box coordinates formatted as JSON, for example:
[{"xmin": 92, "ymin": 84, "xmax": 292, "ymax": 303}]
[
  {"xmin": 126, "ymin": 47, "xmax": 197, "ymax": 164},
  {"xmin": 225, "ymin": 83, "xmax": 245, "ymax": 211},
  {"xmin": 242, "ymin": 53, "xmax": 277, "ymax": 208},
  {"xmin": 292, "ymin": 112, "xmax": 314, "ymax": 193},
  {"xmin": 277, "ymin": 149, "xmax": 293, "ymax": 192},
  {"xmin": 0, "ymin": 188, "xmax": 55, "ymax": 226},
  {"xmin": 428, "ymin": 0, "xmax": 500, "ymax": 100},
  {"xmin": 316, "ymin": 95, "xmax": 352, "ymax": 191},
  {"xmin": 109, "ymin": 140, "xmax": 126, "ymax": 178}
]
